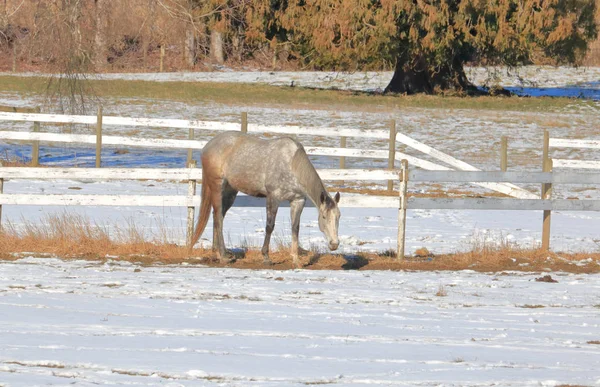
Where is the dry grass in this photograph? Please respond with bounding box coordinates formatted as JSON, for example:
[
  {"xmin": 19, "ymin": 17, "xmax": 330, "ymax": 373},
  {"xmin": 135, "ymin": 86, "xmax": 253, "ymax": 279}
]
[
  {"xmin": 0, "ymin": 213, "xmax": 200, "ymax": 264},
  {"xmin": 1, "ymin": 213, "xmax": 599, "ymax": 273},
  {"xmin": 0, "ymin": 75, "xmax": 593, "ymax": 114},
  {"xmin": 435, "ymin": 285, "xmax": 448, "ymax": 297},
  {"xmin": 0, "ymin": 152, "xmax": 31, "ymax": 167}
]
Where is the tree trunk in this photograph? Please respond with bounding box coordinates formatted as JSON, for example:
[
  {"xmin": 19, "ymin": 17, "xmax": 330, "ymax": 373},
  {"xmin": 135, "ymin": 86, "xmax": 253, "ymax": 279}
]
[
  {"xmin": 210, "ymin": 30, "xmax": 224, "ymax": 64},
  {"xmin": 184, "ymin": 25, "xmax": 196, "ymax": 67},
  {"xmin": 94, "ymin": 0, "xmax": 109, "ymax": 71},
  {"xmin": 143, "ymin": 0, "xmax": 157, "ymax": 69},
  {"xmin": 0, "ymin": 0, "xmax": 7, "ymax": 31},
  {"xmin": 384, "ymin": 54, "xmax": 476, "ymax": 95}
]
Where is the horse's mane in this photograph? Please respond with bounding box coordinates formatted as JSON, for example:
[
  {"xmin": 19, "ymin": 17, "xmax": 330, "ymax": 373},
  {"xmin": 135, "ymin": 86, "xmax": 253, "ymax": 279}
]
[{"xmin": 291, "ymin": 145, "xmax": 327, "ymax": 206}]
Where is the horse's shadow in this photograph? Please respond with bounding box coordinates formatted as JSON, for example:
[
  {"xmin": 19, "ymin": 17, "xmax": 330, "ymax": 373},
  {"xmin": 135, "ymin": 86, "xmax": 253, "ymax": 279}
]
[
  {"xmin": 226, "ymin": 248, "xmax": 247, "ymax": 263},
  {"xmin": 307, "ymin": 253, "xmax": 369, "ymax": 270},
  {"xmin": 340, "ymin": 254, "xmax": 369, "ymax": 270}
]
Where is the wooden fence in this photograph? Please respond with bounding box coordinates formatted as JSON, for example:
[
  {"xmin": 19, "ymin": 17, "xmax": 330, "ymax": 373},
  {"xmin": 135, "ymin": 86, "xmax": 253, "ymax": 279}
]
[
  {"xmin": 547, "ymin": 130, "xmax": 600, "ymax": 250},
  {"xmin": 0, "ymin": 165, "xmax": 399, "ymax": 248},
  {"xmin": 3, "ymin": 109, "xmax": 598, "ymax": 259},
  {"xmin": 0, "ymin": 109, "xmax": 538, "ymax": 199},
  {"xmin": 397, "ymin": 162, "xmax": 600, "ymax": 259},
  {"xmin": 1, "ymin": 163, "xmax": 599, "ymax": 259},
  {"xmin": 549, "ymin": 133, "xmax": 600, "ymax": 170}
]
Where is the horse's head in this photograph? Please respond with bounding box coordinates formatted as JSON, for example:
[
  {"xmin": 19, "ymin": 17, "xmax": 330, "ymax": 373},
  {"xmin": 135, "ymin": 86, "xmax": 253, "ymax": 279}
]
[{"xmin": 318, "ymin": 192, "xmax": 341, "ymax": 251}]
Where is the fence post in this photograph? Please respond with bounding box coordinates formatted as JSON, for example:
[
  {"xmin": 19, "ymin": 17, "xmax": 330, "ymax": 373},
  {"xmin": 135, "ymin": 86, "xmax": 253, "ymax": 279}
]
[
  {"xmin": 241, "ymin": 112, "xmax": 248, "ymax": 133},
  {"xmin": 12, "ymin": 44, "xmax": 17, "ymax": 73},
  {"xmin": 187, "ymin": 128, "xmax": 194, "ymax": 166},
  {"xmin": 541, "ymin": 130, "xmax": 552, "ymax": 251},
  {"xmin": 339, "ymin": 136, "xmax": 347, "ymax": 169},
  {"xmin": 32, "ymin": 107, "xmax": 41, "ymax": 167},
  {"xmin": 388, "ymin": 119, "xmax": 397, "ymax": 192},
  {"xmin": 339, "ymin": 136, "xmax": 347, "ymax": 186},
  {"xmin": 0, "ymin": 161, "xmax": 3, "ymax": 230},
  {"xmin": 186, "ymin": 160, "xmax": 197, "ymax": 249},
  {"xmin": 500, "ymin": 136, "xmax": 508, "ymax": 172},
  {"xmin": 160, "ymin": 45, "xmax": 165, "ymax": 72},
  {"xmin": 96, "ymin": 106, "xmax": 103, "ymax": 168},
  {"xmin": 397, "ymin": 159, "xmax": 409, "ymax": 260}
]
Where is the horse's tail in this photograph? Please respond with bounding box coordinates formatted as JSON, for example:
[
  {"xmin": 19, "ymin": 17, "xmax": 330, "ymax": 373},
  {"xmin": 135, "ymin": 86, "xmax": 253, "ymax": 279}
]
[{"xmin": 190, "ymin": 179, "xmax": 211, "ymax": 248}]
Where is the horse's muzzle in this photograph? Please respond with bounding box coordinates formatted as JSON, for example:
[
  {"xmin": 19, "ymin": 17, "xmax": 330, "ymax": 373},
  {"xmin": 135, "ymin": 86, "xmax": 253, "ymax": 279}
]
[{"xmin": 329, "ymin": 241, "xmax": 339, "ymax": 251}]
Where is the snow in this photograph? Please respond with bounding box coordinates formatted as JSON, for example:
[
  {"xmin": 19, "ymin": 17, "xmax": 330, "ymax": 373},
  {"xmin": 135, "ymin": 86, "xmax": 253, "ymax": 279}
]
[
  {"xmin": 4, "ymin": 65, "xmax": 600, "ymax": 95},
  {"xmin": 1, "ymin": 258, "xmax": 599, "ymax": 386}
]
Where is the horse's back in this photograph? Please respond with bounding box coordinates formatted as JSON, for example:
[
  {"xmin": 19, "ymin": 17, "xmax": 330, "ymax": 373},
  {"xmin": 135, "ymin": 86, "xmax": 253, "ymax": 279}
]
[{"xmin": 202, "ymin": 132, "xmax": 303, "ymax": 197}]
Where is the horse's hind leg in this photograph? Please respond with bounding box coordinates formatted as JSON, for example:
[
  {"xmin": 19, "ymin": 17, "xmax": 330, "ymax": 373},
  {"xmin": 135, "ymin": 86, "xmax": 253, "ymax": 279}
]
[
  {"xmin": 221, "ymin": 181, "xmax": 238, "ymax": 217},
  {"xmin": 261, "ymin": 196, "xmax": 280, "ymax": 265},
  {"xmin": 208, "ymin": 178, "xmax": 230, "ymax": 263},
  {"xmin": 290, "ymin": 198, "xmax": 306, "ymax": 268}
]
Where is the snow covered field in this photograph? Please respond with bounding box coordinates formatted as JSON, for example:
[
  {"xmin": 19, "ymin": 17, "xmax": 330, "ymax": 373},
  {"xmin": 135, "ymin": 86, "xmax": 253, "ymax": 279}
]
[
  {"xmin": 1, "ymin": 258, "xmax": 599, "ymax": 386},
  {"xmin": 1, "ymin": 68, "xmax": 600, "ymax": 386}
]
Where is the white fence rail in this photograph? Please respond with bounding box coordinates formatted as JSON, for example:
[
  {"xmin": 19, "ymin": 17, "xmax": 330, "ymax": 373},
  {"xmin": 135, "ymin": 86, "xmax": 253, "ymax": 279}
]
[
  {"xmin": 550, "ymin": 135, "xmax": 600, "ymax": 170},
  {"xmin": 0, "ymin": 111, "xmax": 538, "ymax": 199},
  {"xmin": 0, "ymin": 166, "xmax": 399, "ymax": 249},
  {"xmin": 1, "ymin": 164, "xmax": 599, "ymax": 259},
  {"xmin": 394, "ymin": 164, "xmax": 600, "ymax": 259}
]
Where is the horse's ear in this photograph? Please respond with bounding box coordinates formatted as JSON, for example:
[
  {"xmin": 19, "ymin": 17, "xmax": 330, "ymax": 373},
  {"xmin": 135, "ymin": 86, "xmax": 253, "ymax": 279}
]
[
  {"xmin": 320, "ymin": 192, "xmax": 326, "ymax": 204},
  {"xmin": 334, "ymin": 192, "xmax": 340, "ymax": 204}
]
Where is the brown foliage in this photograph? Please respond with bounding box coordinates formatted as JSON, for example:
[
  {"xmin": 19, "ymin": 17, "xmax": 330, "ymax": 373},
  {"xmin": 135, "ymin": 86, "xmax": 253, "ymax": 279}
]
[{"xmin": 0, "ymin": 0, "xmax": 597, "ymax": 77}]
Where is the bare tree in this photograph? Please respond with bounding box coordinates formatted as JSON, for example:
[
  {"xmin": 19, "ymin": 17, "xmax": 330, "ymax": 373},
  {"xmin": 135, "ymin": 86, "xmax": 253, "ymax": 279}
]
[
  {"xmin": 209, "ymin": 29, "xmax": 223, "ymax": 64},
  {"xmin": 93, "ymin": 0, "xmax": 109, "ymax": 70},
  {"xmin": 41, "ymin": 0, "xmax": 97, "ymax": 115}
]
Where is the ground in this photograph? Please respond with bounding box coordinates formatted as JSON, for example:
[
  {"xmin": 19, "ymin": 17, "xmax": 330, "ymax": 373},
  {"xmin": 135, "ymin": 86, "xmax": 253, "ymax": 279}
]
[{"xmin": 1, "ymin": 258, "xmax": 599, "ymax": 386}]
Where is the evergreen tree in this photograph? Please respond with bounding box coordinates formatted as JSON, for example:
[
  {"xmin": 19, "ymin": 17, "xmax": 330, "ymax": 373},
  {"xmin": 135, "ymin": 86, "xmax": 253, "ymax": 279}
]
[{"xmin": 277, "ymin": 0, "xmax": 597, "ymax": 94}]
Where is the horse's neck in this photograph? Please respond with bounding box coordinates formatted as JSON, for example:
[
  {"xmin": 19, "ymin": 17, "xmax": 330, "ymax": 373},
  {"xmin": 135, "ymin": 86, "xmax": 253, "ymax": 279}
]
[
  {"xmin": 291, "ymin": 149, "xmax": 326, "ymax": 207},
  {"xmin": 304, "ymin": 174, "xmax": 326, "ymax": 207}
]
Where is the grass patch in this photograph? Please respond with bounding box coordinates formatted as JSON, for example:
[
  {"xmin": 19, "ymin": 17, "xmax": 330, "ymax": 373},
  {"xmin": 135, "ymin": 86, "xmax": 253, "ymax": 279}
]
[
  {"xmin": 1, "ymin": 212, "xmax": 600, "ymax": 272},
  {"xmin": 0, "ymin": 75, "xmax": 594, "ymax": 113},
  {"xmin": 0, "ymin": 213, "xmax": 198, "ymax": 264}
]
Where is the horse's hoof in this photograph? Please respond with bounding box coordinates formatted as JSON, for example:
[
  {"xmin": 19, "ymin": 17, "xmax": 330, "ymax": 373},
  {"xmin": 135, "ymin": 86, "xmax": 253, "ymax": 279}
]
[{"xmin": 262, "ymin": 254, "xmax": 273, "ymax": 266}]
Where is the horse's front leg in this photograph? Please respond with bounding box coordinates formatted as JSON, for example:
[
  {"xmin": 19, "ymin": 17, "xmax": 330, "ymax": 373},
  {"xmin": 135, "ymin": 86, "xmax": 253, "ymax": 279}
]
[
  {"xmin": 261, "ymin": 197, "xmax": 279, "ymax": 265},
  {"xmin": 290, "ymin": 198, "xmax": 306, "ymax": 268}
]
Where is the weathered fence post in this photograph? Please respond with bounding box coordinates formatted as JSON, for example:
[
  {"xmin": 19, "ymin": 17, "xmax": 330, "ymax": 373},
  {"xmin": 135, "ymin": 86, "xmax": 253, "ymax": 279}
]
[
  {"xmin": 339, "ymin": 136, "xmax": 347, "ymax": 169},
  {"xmin": 397, "ymin": 159, "xmax": 409, "ymax": 260},
  {"xmin": 12, "ymin": 44, "xmax": 17, "ymax": 73},
  {"xmin": 500, "ymin": 136, "xmax": 508, "ymax": 172},
  {"xmin": 339, "ymin": 136, "xmax": 347, "ymax": 186},
  {"xmin": 541, "ymin": 130, "xmax": 552, "ymax": 251},
  {"xmin": 96, "ymin": 106, "xmax": 103, "ymax": 168},
  {"xmin": 388, "ymin": 120, "xmax": 397, "ymax": 192},
  {"xmin": 160, "ymin": 45, "xmax": 165, "ymax": 72},
  {"xmin": 32, "ymin": 107, "xmax": 41, "ymax": 167},
  {"xmin": 187, "ymin": 128, "xmax": 194, "ymax": 166},
  {"xmin": 186, "ymin": 160, "xmax": 197, "ymax": 249},
  {"xmin": 241, "ymin": 112, "xmax": 248, "ymax": 133},
  {"xmin": 0, "ymin": 161, "xmax": 3, "ymax": 230}
]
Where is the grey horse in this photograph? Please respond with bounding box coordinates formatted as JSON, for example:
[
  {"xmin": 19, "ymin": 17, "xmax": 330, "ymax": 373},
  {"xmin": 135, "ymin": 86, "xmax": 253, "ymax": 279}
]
[{"xmin": 191, "ymin": 132, "xmax": 340, "ymax": 267}]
